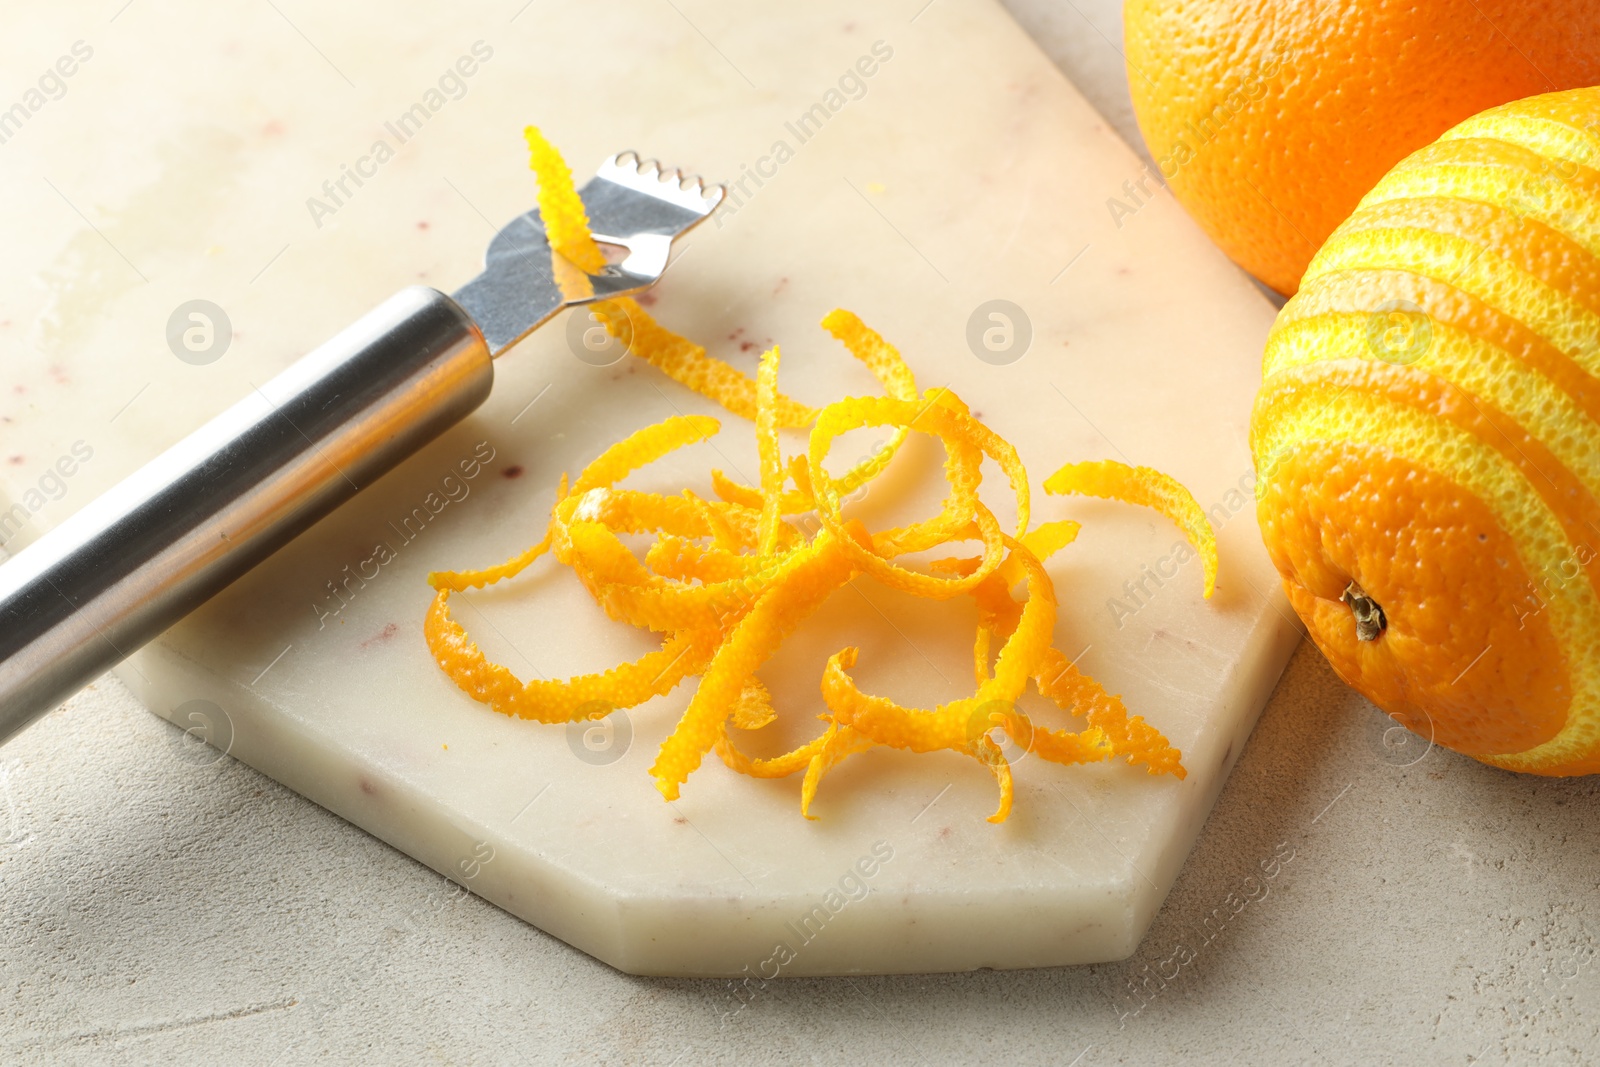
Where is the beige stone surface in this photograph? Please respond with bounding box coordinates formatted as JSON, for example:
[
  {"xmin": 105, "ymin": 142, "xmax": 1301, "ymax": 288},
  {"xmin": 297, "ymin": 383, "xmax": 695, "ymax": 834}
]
[{"xmin": 2, "ymin": 0, "xmax": 1596, "ymax": 1062}]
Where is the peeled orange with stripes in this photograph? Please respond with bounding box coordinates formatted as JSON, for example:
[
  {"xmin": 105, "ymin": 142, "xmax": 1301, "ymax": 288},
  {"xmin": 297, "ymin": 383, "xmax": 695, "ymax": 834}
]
[{"xmin": 1252, "ymin": 87, "xmax": 1600, "ymax": 776}]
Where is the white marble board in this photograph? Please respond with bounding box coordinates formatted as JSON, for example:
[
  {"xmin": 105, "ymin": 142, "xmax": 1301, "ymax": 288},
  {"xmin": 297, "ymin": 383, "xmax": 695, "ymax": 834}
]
[{"xmin": 0, "ymin": 0, "xmax": 1300, "ymax": 975}]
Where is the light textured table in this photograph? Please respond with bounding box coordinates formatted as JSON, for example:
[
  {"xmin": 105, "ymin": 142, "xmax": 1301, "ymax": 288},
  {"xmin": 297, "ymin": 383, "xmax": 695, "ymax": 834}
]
[{"xmin": 4, "ymin": 3, "xmax": 1598, "ymax": 1064}]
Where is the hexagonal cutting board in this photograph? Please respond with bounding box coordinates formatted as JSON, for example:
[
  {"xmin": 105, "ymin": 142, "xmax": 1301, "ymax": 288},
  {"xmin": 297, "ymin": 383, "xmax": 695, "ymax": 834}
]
[{"xmin": 0, "ymin": 0, "xmax": 1300, "ymax": 975}]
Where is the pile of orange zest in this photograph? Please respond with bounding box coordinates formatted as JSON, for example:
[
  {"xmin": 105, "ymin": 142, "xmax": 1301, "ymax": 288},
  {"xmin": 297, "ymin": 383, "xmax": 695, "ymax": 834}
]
[
  {"xmin": 422, "ymin": 346, "xmax": 1194, "ymax": 818},
  {"xmin": 807, "ymin": 390, "xmax": 1026, "ymax": 603},
  {"xmin": 1043, "ymin": 459, "xmax": 1219, "ymax": 599},
  {"xmin": 709, "ymin": 310, "xmax": 917, "ymax": 514},
  {"xmin": 423, "ymin": 133, "xmax": 1209, "ymax": 822}
]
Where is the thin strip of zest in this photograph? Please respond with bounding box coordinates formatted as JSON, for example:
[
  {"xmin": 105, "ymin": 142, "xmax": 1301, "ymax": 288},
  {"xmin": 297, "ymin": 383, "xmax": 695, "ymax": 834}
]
[
  {"xmin": 523, "ymin": 127, "xmax": 816, "ymax": 424},
  {"xmin": 571, "ymin": 414, "xmax": 720, "ymax": 496},
  {"xmin": 426, "ymin": 589, "xmax": 715, "ymax": 721},
  {"xmin": 524, "ymin": 125, "xmax": 606, "ymax": 273},
  {"xmin": 1035, "ymin": 648, "xmax": 1186, "ymax": 778},
  {"xmin": 589, "ymin": 298, "xmax": 818, "ymax": 428},
  {"xmin": 1044, "ymin": 459, "xmax": 1219, "ymax": 598},
  {"xmin": 708, "ymin": 309, "xmax": 921, "ymax": 512},
  {"xmin": 755, "ymin": 346, "xmax": 785, "ymax": 558}
]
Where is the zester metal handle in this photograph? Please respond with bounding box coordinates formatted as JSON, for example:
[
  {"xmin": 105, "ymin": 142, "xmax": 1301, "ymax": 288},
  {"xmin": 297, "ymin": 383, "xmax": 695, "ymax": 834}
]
[{"xmin": 0, "ymin": 286, "xmax": 493, "ymax": 745}]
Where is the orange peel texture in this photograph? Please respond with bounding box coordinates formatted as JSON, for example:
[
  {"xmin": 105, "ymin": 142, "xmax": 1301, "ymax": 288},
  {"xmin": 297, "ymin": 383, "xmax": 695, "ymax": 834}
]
[
  {"xmin": 1044, "ymin": 460, "xmax": 1219, "ymax": 599},
  {"xmin": 423, "ymin": 133, "xmax": 1209, "ymax": 821}
]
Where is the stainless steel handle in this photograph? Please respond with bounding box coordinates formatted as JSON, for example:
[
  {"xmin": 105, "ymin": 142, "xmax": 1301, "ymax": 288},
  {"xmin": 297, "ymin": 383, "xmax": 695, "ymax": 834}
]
[{"xmin": 0, "ymin": 285, "xmax": 493, "ymax": 745}]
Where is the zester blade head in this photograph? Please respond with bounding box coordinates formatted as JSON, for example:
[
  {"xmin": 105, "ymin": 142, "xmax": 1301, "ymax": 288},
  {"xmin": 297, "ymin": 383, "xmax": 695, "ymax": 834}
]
[{"xmin": 452, "ymin": 153, "xmax": 724, "ymax": 356}]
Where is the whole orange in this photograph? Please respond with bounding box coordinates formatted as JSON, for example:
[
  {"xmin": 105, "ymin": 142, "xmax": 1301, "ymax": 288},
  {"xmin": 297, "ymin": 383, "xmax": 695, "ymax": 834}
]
[
  {"xmin": 1251, "ymin": 87, "xmax": 1600, "ymax": 775},
  {"xmin": 1123, "ymin": 0, "xmax": 1600, "ymax": 295}
]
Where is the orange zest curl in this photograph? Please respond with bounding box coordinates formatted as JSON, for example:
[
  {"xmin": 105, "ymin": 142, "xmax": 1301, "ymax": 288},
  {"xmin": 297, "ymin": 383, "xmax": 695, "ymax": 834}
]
[
  {"xmin": 1044, "ymin": 459, "xmax": 1219, "ymax": 598},
  {"xmin": 422, "ymin": 133, "xmax": 1207, "ymax": 821}
]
